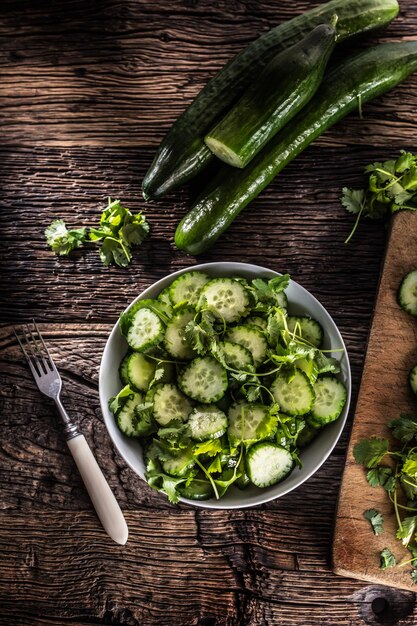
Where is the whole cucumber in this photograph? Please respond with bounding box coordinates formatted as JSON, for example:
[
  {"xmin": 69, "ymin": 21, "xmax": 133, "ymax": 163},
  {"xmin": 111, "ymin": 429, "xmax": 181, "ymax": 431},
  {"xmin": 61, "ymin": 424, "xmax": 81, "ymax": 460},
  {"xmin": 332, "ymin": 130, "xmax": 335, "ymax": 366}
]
[
  {"xmin": 142, "ymin": 0, "xmax": 399, "ymax": 200},
  {"xmin": 175, "ymin": 42, "xmax": 417, "ymax": 255},
  {"xmin": 205, "ymin": 23, "xmax": 337, "ymax": 168}
]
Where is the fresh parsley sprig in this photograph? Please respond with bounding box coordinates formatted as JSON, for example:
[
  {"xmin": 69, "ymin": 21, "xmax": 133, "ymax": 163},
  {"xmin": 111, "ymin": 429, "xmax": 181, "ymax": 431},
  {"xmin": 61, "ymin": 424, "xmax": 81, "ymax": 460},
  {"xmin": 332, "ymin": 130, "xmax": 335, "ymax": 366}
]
[
  {"xmin": 45, "ymin": 198, "xmax": 149, "ymax": 267},
  {"xmin": 342, "ymin": 150, "xmax": 417, "ymax": 242}
]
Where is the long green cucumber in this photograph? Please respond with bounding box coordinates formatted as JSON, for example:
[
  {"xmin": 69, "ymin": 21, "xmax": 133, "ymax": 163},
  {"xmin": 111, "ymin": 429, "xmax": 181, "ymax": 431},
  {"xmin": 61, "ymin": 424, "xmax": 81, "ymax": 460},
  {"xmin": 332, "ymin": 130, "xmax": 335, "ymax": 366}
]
[
  {"xmin": 205, "ymin": 23, "xmax": 337, "ymax": 169},
  {"xmin": 142, "ymin": 0, "xmax": 399, "ymax": 199},
  {"xmin": 175, "ymin": 42, "xmax": 417, "ymax": 255}
]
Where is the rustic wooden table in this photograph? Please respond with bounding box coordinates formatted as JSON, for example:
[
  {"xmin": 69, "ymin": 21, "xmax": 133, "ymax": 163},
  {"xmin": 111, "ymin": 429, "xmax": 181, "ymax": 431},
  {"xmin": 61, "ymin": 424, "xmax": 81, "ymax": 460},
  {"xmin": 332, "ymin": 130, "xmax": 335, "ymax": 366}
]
[{"xmin": 1, "ymin": 1, "xmax": 417, "ymax": 624}]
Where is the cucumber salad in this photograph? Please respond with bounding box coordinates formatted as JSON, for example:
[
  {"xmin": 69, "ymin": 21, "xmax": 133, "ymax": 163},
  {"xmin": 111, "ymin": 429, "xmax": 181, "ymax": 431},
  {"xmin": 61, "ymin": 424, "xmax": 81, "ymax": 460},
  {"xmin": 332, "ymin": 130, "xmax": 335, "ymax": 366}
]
[{"xmin": 109, "ymin": 271, "xmax": 347, "ymax": 503}]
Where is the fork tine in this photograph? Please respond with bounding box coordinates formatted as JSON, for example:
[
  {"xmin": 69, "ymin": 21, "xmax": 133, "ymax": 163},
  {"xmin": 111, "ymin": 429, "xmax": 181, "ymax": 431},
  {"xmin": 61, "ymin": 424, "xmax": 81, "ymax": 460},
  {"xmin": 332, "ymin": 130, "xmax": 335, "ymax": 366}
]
[
  {"xmin": 14, "ymin": 328, "xmax": 29, "ymax": 360},
  {"xmin": 14, "ymin": 327, "xmax": 42, "ymax": 377},
  {"xmin": 25, "ymin": 323, "xmax": 51, "ymax": 374},
  {"xmin": 24, "ymin": 325, "xmax": 46, "ymax": 375},
  {"xmin": 32, "ymin": 319, "xmax": 54, "ymax": 369}
]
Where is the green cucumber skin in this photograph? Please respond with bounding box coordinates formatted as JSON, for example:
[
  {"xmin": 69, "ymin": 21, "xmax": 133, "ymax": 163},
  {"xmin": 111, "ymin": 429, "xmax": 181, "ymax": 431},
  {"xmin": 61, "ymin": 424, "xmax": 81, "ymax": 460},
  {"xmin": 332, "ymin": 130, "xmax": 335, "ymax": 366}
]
[
  {"xmin": 205, "ymin": 24, "xmax": 337, "ymax": 169},
  {"xmin": 175, "ymin": 42, "xmax": 417, "ymax": 255},
  {"xmin": 142, "ymin": 0, "xmax": 399, "ymax": 199}
]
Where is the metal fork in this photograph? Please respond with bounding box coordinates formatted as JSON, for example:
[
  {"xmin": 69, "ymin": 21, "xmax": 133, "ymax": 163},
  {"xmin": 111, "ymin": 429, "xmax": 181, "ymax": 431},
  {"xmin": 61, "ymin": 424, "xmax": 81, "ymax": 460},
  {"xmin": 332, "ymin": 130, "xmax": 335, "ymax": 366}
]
[{"xmin": 15, "ymin": 321, "xmax": 128, "ymax": 545}]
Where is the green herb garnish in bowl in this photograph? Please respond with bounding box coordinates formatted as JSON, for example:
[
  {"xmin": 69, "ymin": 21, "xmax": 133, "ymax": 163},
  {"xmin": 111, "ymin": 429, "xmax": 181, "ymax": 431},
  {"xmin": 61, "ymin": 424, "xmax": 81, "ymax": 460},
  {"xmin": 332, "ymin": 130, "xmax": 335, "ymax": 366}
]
[{"xmin": 99, "ymin": 262, "xmax": 351, "ymax": 508}]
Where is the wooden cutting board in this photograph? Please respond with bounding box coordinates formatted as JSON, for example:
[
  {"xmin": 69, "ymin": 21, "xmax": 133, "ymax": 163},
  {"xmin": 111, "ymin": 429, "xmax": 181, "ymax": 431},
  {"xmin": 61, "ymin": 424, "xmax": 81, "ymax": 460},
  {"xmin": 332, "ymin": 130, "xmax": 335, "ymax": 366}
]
[{"xmin": 333, "ymin": 210, "xmax": 417, "ymax": 591}]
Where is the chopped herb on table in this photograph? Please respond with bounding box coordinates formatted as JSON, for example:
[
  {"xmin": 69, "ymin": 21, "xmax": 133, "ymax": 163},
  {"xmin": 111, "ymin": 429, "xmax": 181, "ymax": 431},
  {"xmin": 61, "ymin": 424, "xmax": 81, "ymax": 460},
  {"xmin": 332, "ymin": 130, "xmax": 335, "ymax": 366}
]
[
  {"xmin": 45, "ymin": 198, "xmax": 149, "ymax": 267},
  {"xmin": 380, "ymin": 548, "xmax": 396, "ymax": 570},
  {"xmin": 364, "ymin": 508, "xmax": 384, "ymax": 536},
  {"xmin": 354, "ymin": 413, "xmax": 417, "ymax": 583},
  {"xmin": 342, "ymin": 150, "xmax": 417, "ymax": 242}
]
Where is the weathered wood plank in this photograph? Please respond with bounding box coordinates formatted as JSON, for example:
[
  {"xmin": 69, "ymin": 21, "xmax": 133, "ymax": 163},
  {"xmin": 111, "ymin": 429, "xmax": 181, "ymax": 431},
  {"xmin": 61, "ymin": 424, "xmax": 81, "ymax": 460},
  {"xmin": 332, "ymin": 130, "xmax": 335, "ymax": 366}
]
[
  {"xmin": 0, "ymin": 144, "xmax": 388, "ymax": 327},
  {"xmin": 2, "ymin": 510, "xmax": 416, "ymax": 626},
  {"xmin": 333, "ymin": 210, "xmax": 417, "ymax": 591},
  {"xmin": 0, "ymin": 0, "xmax": 416, "ymax": 146}
]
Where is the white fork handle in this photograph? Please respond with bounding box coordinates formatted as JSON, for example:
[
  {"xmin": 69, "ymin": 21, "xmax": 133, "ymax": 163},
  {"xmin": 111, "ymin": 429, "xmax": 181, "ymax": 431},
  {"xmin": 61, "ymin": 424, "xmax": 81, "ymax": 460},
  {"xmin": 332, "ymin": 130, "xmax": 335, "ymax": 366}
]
[{"xmin": 67, "ymin": 434, "xmax": 128, "ymax": 545}]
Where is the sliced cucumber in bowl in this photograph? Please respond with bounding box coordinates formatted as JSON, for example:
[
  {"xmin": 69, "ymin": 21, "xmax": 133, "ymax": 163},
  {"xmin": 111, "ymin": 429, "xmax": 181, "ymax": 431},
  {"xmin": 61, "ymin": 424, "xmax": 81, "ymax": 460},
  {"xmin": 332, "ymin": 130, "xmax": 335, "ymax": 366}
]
[{"xmin": 101, "ymin": 262, "xmax": 351, "ymax": 508}]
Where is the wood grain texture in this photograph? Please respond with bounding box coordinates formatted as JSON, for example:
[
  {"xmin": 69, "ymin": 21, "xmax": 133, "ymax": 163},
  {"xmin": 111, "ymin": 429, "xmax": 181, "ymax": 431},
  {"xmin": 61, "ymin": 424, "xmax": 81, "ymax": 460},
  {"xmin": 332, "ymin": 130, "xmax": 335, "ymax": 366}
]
[
  {"xmin": 333, "ymin": 210, "xmax": 417, "ymax": 591},
  {"xmin": 1, "ymin": 0, "xmax": 417, "ymax": 623},
  {"xmin": 0, "ymin": 0, "xmax": 416, "ymax": 147}
]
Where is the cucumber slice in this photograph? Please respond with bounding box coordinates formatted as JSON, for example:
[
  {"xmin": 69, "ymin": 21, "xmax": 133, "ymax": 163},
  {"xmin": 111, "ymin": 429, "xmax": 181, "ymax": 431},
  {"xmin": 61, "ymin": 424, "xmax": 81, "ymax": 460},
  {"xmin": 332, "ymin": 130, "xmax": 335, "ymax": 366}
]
[
  {"xmin": 153, "ymin": 383, "xmax": 193, "ymax": 425},
  {"xmin": 169, "ymin": 271, "xmax": 210, "ymax": 306},
  {"xmin": 216, "ymin": 341, "xmax": 254, "ymax": 371},
  {"xmin": 126, "ymin": 307, "xmax": 164, "ymax": 352},
  {"xmin": 199, "ymin": 278, "xmax": 250, "ymax": 323},
  {"xmin": 162, "ymin": 448, "xmax": 195, "ymax": 477},
  {"xmin": 179, "ymin": 479, "xmax": 214, "ymax": 500},
  {"xmin": 178, "ymin": 356, "xmax": 228, "ymax": 403},
  {"xmin": 127, "ymin": 352, "xmax": 156, "ymax": 392},
  {"xmin": 246, "ymin": 442, "xmax": 293, "ymax": 487},
  {"xmin": 271, "ymin": 369, "xmax": 315, "ymax": 416},
  {"xmin": 119, "ymin": 352, "xmax": 130, "ymax": 385},
  {"xmin": 310, "ymin": 376, "xmax": 347, "ymax": 424},
  {"xmin": 247, "ymin": 316, "xmax": 268, "ymax": 330},
  {"xmin": 120, "ymin": 298, "xmax": 170, "ymax": 336},
  {"xmin": 228, "ymin": 402, "xmax": 277, "ymax": 445},
  {"xmin": 297, "ymin": 422, "xmax": 320, "ymax": 448},
  {"xmin": 164, "ymin": 306, "xmax": 196, "ymax": 360},
  {"xmin": 117, "ymin": 391, "xmax": 144, "ymax": 437},
  {"xmin": 225, "ymin": 325, "xmax": 267, "ymax": 366},
  {"xmin": 188, "ymin": 405, "xmax": 228, "ymax": 441},
  {"xmin": 410, "ymin": 364, "xmax": 417, "ymax": 397},
  {"xmin": 287, "ymin": 316, "xmax": 323, "ymax": 348},
  {"xmin": 398, "ymin": 270, "xmax": 417, "ymax": 316},
  {"xmin": 295, "ymin": 357, "xmax": 318, "ymax": 384}
]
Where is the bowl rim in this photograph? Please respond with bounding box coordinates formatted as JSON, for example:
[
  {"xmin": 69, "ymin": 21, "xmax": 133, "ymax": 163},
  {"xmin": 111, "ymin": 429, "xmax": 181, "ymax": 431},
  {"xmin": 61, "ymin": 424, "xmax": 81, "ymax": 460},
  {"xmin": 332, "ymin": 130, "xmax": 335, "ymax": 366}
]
[{"xmin": 99, "ymin": 261, "xmax": 351, "ymax": 509}]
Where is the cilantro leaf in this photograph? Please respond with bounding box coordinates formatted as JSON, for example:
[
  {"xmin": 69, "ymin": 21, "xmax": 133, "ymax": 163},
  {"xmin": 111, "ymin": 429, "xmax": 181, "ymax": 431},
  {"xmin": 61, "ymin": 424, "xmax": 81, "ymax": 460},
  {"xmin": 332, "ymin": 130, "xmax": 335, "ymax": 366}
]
[
  {"xmin": 396, "ymin": 516, "xmax": 417, "ymax": 547},
  {"xmin": 364, "ymin": 509, "xmax": 384, "ymax": 535},
  {"xmin": 243, "ymin": 383, "xmax": 262, "ymax": 403},
  {"xmin": 145, "ymin": 458, "xmax": 189, "ymax": 504},
  {"xmin": 315, "ymin": 352, "xmax": 341, "ymax": 375},
  {"xmin": 395, "ymin": 150, "xmax": 416, "ymax": 173},
  {"xmin": 343, "ymin": 151, "xmax": 417, "ymax": 241},
  {"xmin": 45, "ymin": 220, "xmax": 87, "ymax": 255},
  {"xmin": 248, "ymin": 275, "xmax": 290, "ymax": 307},
  {"xmin": 193, "ymin": 439, "xmax": 222, "ymax": 457},
  {"xmin": 99, "ymin": 236, "xmax": 131, "ymax": 267},
  {"xmin": 341, "ymin": 187, "xmax": 366, "ymax": 215},
  {"xmin": 109, "ymin": 384, "xmax": 133, "ymax": 413},
  {"xmin": 91, "ymin": 198, "xmax": 150, "ymax": 267},
  {"xmin": 149, "ymin": 365, "xmax": 166, "ymax": 389},
  {"xmin": 402, "ymin": 454, "xmax": 417, "ymax": 478},
  {"xmin": 268, "ymin": 274, "xmax": 290, "ymax": 292},
  {"xmin": 266, "ymin": 313, "xmax": 283, "ymax": 350},
  {"xmin": 185, "ymin": 310, "xmax": 218, "ymax": 356},
  {"xmin": 411, "ymin": 570, "xmax": 417, "ymax": 584},
  {"xmin": 389, "ymin": 414, "xmax": 417, "ymax": 444},
  {"xmin": 45, "ymin": 198, "xmax": 149, "ymax": 268},
  {"xmin": 366, "ymin": 467, "xmax": 396, "ymax": 492},
  {"xmin": 380, "ymin": 548, "xmax": 396, "ymax": 570},
  {"xmin": 207, "ymin": 454, "xmax": 222, "ymax": 474},
  {"xmin": 353, "ymin": 437, "xmax": 389, "ymax": 468}
]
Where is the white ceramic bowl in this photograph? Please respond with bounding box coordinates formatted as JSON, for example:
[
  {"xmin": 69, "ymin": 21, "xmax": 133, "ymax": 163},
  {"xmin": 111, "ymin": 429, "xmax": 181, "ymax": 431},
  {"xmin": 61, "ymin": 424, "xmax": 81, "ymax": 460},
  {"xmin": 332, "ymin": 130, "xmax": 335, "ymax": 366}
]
[{"xmin": 99, "ymin": 262, "xmax": 351, "ymax": 509}]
